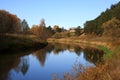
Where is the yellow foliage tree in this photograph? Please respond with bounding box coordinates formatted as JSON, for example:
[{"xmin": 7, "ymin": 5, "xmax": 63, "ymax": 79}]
[{"xmin": 31, "ymin": 19, "xmax": 49, "ymax": 40}]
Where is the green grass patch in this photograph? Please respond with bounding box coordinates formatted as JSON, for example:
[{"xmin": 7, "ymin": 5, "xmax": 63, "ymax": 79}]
[{"xmin": 98, "ymin": 45, "xmax": 113, "ymax": 60}]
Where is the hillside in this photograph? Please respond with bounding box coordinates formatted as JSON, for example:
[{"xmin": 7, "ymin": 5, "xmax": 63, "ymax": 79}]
[{"xmin": 84, "ymin": 1, "xmax": 120, "ymax": 35}]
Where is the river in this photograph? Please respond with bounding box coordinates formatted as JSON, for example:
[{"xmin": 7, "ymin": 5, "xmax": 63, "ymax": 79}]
[{"xmin": 0, "ymin": 43, "xmax": 104, "ymax": 80}]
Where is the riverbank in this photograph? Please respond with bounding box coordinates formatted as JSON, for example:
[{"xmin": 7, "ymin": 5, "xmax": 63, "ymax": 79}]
[
  {"xmin": 48, "ymin": 38, "xmax": 107, "ymax": 45},
  {"xmin": 0, "ymin": 34, "xmax": 48, "ymax": 54},
  {"xmin": 47, "ymin": 37, "xmax": 120, "ymax": 80}
]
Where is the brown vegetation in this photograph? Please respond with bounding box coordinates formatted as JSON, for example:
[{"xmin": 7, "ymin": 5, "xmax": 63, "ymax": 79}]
[
  {"xmin": 0, "ymin": 10, "xmax": 21, "ymax": 33},
  {"xmin": 50, "ymin": 37, "xmax": 120, "ymax": 80},
  {"xmin": 102, "ymin": 17, "xmax": 120, "ymax": 40},
  {"xmin": 30, "ymin": 19, "xmax": 49, "ymax": 40},
  {"xmin": 76, "ymin": 43, "xmax": 120, "ymax": 80}
]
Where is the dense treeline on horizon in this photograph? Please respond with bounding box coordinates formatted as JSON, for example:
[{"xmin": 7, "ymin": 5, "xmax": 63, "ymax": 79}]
[
  {"xmin": 84, "ymin": 1, "xmax": 120, "ymax": 36},
  {"xmin": 0, "ymin": 1, "xmax": 120, "ymax": 40}
]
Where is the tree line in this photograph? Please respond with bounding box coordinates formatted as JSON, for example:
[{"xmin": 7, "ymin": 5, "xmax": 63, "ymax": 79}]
[
  {"xmin": 0, "ymin": 10, "xmax": 30, "ymax": 34},
  {"xmin": 1, "ymin": 1, "xmax": 120, "ymax": 40},
  {"xmin": 0, "ymin": 10, "xmax": 69, "ymax": 39},
  {"xmin": 84, "ymin": 1, "xmax": 120, "ymax": 37}
]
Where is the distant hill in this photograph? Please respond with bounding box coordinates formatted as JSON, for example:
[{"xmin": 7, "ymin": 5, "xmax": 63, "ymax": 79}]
[{"xmin": 84, "ymin": 1, "xmax": 120, "ymax": 35}]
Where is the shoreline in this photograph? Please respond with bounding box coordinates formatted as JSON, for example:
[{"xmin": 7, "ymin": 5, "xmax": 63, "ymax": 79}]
[
  {"xmin": 47, "ymin": 37, "xmax": 120, "ymax": 79},
  {"xmin": 0, "ymin": 34, "xmax": 48, "ymax": 54},
  {"xmin": 47, "ymin": 38, "xmax": 113, "ymax": 48}
]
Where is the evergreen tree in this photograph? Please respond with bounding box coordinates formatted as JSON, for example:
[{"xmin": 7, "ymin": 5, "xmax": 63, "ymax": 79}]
[
  {"xmin": 21, "ymin": 19, "xmax": 30, "ymax": 32},
  {"xmin": 46, "ymin": 26, "xmax": 55, "ymax": 35}
]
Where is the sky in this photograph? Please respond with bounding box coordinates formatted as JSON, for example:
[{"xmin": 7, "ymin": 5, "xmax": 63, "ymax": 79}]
[{"xmin": 0, "ymin": 0, "xmax": 119, "ymax": 29}]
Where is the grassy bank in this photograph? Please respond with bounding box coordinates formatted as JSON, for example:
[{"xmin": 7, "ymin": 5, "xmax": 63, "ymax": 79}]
[
  {"xmin": 48, "ymin": 37, "xmax": 120, "ymax": 80},
  {"xmin": 0, "ymin": 34, "xmax": 47, "ymax": 54},
  {"xmin": 48, "ymin": 37, "xmax": 110, "ymax": 48},
  {"xmin": 76, "ymin": 45, "xmax": 120, "ymax": 80},
  {"xmin": 98, "ymin": 45, "xmax": 113, "ymax": 60}
]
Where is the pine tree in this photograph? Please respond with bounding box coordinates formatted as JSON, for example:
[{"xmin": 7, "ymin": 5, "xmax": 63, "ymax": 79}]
[{"xmin": 21, "ymin": 19, "xmax": 29, "ymax": 32}]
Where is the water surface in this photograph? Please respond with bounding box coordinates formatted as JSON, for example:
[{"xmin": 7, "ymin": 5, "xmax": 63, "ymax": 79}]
[{"xmin": 0, "ymin": 43, "xmax": 104, "ymax": 80}]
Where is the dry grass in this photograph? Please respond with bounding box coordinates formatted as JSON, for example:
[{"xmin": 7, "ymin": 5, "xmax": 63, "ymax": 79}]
[
  {"xmin": 58, "ymin": 45, "xmax": 120, "ymax": 80},
  {"xmin": 49, "ymin": 36, "xmax": 120, "ymax": 80}
]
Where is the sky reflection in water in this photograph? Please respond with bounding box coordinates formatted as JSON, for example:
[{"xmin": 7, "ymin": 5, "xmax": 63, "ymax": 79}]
[{"xmin": 1, "ymin": 43, "xmax": 104, "ymax": 80}]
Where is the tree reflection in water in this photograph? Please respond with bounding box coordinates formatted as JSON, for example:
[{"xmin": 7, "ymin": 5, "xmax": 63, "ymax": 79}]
[
  {"xmin": 83, "ymin": 47, "xmax": 104, "ymax": 64},
  {"xmin": 33, "ymin": 44, "xmax": 53, "ymax": 66},
  {"xmin": 0, "ymin": 54, "xmax": 29, "ymax": 80},
  {"xmin": 0, "ymin": 54, "xmax": 21, "ymax": 80},
  {"xmin": 33, "ymin": 43, "xmax": 83, "ymax": 67},
  {"xmin": 0, "ymin": 43, "xmax": 104, "ymax": 80},
  {"xmin": 34, "ymin": 43, "xmax": 104, "ymax": 67},
  {"xmin": 14, "ymin": 56, "xmax": 29, "ymax": 75}
]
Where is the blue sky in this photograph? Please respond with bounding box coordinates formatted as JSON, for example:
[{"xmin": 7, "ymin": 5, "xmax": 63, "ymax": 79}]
[{"xmin": 0, "ymin": 0, "xmax": 119, "ymax": 29}]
